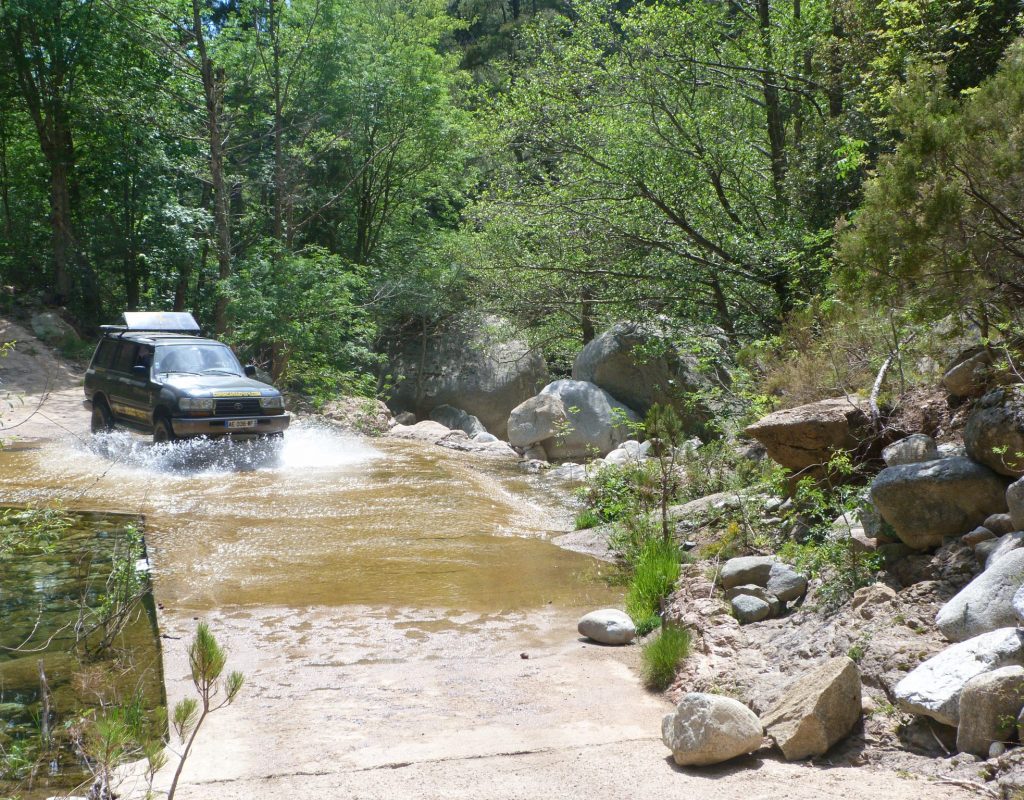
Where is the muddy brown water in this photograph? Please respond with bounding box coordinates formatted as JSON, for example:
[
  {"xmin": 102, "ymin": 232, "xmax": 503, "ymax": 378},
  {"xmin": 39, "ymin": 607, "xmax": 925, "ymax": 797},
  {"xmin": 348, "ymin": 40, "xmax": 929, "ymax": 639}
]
[{"xmin": 0, "ymin": 422, "xmax": 615, "ymax": 616}]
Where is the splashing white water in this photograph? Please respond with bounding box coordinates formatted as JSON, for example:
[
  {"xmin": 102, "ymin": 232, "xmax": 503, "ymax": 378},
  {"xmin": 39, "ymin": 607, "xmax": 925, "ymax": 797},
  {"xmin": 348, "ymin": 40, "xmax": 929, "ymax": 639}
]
[{"xmin": 81, "ymin": 419, "xmax": 379, "ymax": 477}]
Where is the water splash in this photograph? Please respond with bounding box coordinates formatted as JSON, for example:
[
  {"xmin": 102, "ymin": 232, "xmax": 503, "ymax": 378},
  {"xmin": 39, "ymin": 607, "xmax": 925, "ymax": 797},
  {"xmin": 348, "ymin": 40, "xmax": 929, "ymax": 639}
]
[{"xmin": 82, "ymin": 419, "xmax": 379, "ymax": 477}]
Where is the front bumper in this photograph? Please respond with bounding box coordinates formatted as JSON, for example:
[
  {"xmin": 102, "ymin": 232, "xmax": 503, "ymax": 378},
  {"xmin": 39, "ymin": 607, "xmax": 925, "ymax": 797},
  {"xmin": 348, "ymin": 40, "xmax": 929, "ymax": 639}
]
[{"xmin": 171, "ymin": 412, "xmax": 291, "ymax": 438}]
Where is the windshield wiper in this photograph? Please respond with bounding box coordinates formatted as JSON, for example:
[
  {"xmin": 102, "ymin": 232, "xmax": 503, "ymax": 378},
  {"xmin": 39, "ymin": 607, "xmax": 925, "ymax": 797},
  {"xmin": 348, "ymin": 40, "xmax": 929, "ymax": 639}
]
[
  {"xmin": 158, "ymin": 371, "xmax": 202, "ymax": 376},
  {"xmin": 200, "ymin": 369, "xmax": 242, "ymax": 376}
]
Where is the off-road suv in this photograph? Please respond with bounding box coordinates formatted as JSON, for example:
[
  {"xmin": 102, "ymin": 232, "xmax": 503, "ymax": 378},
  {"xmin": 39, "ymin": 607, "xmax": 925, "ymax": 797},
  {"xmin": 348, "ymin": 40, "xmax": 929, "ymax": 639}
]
[{"xmin": 84, "ymin": 312, "xmax": 289, "ymax": 443}]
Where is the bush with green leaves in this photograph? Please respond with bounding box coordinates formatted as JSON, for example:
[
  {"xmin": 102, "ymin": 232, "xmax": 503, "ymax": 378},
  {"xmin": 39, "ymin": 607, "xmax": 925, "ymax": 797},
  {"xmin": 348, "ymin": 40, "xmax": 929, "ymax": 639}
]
[
  {"xmin": 577, "ymin": 461, "xmax": 660, "ymax": 524},
  {"xmin": 227, "ymin": 243, "xmax": 382, "ymax": 402}
]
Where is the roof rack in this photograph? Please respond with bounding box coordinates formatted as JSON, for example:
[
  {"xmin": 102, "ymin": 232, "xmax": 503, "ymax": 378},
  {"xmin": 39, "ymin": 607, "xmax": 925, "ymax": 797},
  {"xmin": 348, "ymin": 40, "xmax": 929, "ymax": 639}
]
[{"xmin": 100, "ymin": 312, "xmax": 201, "ymax": 336}]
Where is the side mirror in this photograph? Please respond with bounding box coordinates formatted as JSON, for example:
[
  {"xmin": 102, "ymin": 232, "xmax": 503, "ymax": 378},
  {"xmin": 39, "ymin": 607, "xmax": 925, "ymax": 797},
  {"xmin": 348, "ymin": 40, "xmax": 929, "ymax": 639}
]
[
  {"xmin": 244, "ymin": 364, "xmax": 257, "ymax": 378},
  {"xmin": 133, "ymin": 364, "xmax": 148, "ymax": 378}
]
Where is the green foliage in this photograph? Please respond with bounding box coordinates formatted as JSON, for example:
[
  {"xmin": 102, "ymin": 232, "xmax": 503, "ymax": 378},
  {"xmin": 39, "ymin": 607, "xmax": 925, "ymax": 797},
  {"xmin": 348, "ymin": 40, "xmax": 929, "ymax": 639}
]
[
  {"xmin": 577, "ymin": 461, "xmax": 660, "ymax": 524},
  {"xmin": 839, "ymin": 40, "xmax": 1024, "ymax": 327},
  {"xmin": 167, "ymin": 622, "xmax": 244, "ymax": 800},
  {"xmin": 625, "ymin": 536, "xmax": 682, "ymax": 633},
  {"xmin": 0, "ymin": 503, "xmax": 73, "ymax": 556},
  {"xmin": 79, "ymin": 523, "xmax": 147, "ymax": 657},
  {"xmin": 227, "ymin": 245, "xmax": 382, "ymax": 400},
  {"xmin": 573, "ymin": 508, "xmax": 601, "ymax": 531},
  {"xmin": 641, "ymin": 625, "xmax": 691, "ymax": 692}
]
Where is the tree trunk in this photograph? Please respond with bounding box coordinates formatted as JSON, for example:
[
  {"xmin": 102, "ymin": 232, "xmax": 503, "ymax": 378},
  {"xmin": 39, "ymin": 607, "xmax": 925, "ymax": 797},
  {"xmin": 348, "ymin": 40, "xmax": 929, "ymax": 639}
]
[
  {"xmin": 269, "ymin": 0, "xmax": 284, "ymax": 242},
  {"xmin": 580, "ymin": 287, "xmax": 596, "ymax": 345},
  {"xmin": 192, "ymin": 0, "xmax": 233, "ymax": 334},
  {"xmin": 756, "ymin": 0, "xmax": 786, "ymax": 202}
]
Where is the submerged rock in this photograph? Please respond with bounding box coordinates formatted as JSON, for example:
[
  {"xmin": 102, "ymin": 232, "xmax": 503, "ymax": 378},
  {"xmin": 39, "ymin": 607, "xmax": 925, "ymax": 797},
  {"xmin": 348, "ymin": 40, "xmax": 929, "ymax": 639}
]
[{"xmin": 661, "ymin": 693, "xmax": 763, "ymax": 766}]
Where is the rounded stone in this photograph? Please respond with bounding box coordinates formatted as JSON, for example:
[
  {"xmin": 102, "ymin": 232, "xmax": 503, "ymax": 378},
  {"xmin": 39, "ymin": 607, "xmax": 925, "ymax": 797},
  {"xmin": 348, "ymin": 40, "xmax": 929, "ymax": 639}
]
[
  {"xmin": 661, "ymin": 693, "xmax": 764, "ymax": 766},
  {"xmin": 577, "ymin": 609, "xmax": 636, "ymax": 645}
]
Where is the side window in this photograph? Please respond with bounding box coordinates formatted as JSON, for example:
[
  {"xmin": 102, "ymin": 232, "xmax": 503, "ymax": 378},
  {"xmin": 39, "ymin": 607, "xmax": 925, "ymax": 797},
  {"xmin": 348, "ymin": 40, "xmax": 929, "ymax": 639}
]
[
  {"xmin": 111, "ymin": 342, "xmax": 138, "ymax": 374},
  {"xmin": 93, "ymin": 339, "xmax": 117, "ymax": 369}
]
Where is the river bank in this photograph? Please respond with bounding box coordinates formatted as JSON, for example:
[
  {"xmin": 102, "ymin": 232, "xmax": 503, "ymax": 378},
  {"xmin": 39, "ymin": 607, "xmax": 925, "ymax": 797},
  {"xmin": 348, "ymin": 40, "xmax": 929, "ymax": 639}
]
[{"xmin": 0, "ymin": 320, "xmax": 973, "ymax": 799}]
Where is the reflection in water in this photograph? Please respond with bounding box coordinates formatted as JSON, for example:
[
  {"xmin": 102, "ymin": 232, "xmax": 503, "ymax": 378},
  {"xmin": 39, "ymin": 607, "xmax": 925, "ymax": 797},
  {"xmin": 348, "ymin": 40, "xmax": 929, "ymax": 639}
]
[{"xmin": 0, "ymin": 420, "xmax": 613, "ymax": 614}]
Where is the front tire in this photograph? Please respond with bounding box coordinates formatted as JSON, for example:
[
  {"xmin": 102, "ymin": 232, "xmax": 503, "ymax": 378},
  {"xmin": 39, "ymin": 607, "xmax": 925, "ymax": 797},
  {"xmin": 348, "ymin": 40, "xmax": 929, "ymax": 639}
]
[
  {"xmin": 91, "ymin": 398, "xmax": 114, "ymax": 434},
  {"xmin": 153, "ymin": 417, "xmax": 176, "ymax": 444}
]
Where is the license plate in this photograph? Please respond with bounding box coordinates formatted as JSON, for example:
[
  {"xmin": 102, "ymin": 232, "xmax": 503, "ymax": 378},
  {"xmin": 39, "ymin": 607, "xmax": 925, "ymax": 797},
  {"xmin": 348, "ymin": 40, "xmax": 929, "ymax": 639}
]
[{"xmin": 226, "ymin": 419, "xmax": 257, "ymax": 429}]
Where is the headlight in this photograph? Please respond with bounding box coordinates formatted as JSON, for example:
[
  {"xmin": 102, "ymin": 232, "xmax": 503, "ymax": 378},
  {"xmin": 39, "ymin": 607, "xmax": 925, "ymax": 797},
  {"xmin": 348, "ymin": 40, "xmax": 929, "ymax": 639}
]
[
  {"xmin": 260, "ymin": 395, "xmax": 285, "ymax": 410},
  {"xmin": 179, "ymin": 397, "xmax": 214, "ymax": 411}
]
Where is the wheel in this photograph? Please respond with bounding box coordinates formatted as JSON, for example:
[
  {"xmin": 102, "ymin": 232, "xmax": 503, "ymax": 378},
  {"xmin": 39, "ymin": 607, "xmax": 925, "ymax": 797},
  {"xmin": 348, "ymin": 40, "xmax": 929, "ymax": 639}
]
[
  {"xmin": 152, "ymin": 417, "xmax": 176, "ymax": 444},
  {"xmin": 90, "ymin": 398, "xmax": 114, "ymax": 434}
]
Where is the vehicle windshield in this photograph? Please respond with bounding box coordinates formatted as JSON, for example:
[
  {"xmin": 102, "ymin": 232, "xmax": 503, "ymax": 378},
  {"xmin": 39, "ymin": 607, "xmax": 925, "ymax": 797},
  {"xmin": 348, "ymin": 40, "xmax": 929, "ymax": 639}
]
[{"xmin": 153, "ymin": 344, "xmax": 244, "ymax": 377}]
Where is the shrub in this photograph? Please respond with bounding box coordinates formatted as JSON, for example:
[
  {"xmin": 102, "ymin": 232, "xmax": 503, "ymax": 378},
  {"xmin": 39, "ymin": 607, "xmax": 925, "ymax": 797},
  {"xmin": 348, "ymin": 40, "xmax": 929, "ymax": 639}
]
[
  {"xmin": 578, "ymin": 461, "xmax": 661, "ymax": 523},
  {"xmin": 574, "ymin": 508, "xmax": 601, "ymax": 530},
  {"xmin": 625, "ymin": 536, "xmax": 682, "ymax": 631},
  {"xmin": 641, "ymin": 625, "xmax": 691, "ymax": 691}
]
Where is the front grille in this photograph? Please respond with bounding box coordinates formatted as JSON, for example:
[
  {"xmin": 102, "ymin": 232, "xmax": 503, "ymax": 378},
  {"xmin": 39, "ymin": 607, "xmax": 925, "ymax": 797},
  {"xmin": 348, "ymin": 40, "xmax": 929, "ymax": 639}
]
[{"xmin": 215, "ymin": 398, "xmax": 262, "ymax": 416}]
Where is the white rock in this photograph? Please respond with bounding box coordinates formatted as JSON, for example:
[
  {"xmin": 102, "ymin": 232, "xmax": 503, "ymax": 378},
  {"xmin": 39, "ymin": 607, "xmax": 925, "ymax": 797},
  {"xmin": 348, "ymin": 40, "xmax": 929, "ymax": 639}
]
[
  {"xmin": 894, "ymin": 627, "xmax": 1024, "ymax": 726},
  {"xmin": 882, "ymin": 434, "xmax": 940, "ymax": 467},
  {"xmin": 984, "ymin": 531, "xmax": 1024, "ymax": 569},
  {"xmin": 577, "ymin": 609, "xmax": 636, "ymax": 645},
  {"xmin": 662, "ymin": 693, "xmax": 764, "ymax": 766},
  {"xmin": 549, "ymin": 463, "xmax": 586, "ymax": 482},
  {"xmin": 936, "ymin": 549, "xmax": 1024, "ymax": 641}
]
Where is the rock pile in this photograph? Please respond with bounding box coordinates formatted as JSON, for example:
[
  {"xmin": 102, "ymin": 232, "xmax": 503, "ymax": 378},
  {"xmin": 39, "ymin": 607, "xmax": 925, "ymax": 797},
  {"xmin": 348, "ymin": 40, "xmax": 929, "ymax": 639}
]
[{"xmin": 719, "ymin": 556, "xmax": 807, "ymax": 624}]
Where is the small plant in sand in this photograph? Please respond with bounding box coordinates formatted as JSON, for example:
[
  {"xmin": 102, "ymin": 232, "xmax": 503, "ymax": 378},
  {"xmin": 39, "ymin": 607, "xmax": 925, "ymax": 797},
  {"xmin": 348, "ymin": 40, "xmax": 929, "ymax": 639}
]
[{"xmin": 166, "ymin": 622, "xmax": 244, "ymax": 800}]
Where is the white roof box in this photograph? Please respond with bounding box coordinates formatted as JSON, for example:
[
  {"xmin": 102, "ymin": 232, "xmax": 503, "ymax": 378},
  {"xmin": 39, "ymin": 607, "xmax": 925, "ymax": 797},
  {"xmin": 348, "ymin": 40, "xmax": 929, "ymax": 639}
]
[{"xmin": 121, "ymin": 312, "xmax": 200, "ymax": 334}]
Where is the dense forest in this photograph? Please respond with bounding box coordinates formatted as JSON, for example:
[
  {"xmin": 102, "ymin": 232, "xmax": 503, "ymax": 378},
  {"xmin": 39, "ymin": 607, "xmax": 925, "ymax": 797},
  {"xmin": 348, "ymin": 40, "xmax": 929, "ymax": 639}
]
[{"xmin": 1, "ymin": 0, "xmax": 1022, "ymax": 403}]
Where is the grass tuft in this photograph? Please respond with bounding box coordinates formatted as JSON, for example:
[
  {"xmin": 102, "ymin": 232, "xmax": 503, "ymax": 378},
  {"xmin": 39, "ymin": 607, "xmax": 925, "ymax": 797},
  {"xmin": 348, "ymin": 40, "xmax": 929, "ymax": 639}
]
[
  {"xmin": 625, "ymin": 536, "xmax": 681, "ymax": 628},
  {"xmin": 641, "ymin": 625, "xmax": 691, "ymax": 690},
  {"xmin": 574, "ymin": 508, "xmax": 601, "ymax": 530}
]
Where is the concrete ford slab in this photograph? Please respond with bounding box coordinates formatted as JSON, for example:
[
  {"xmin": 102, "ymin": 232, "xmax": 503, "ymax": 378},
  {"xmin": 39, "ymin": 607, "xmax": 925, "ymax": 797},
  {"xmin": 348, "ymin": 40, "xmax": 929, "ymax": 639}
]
[{"xmin": 85, "ymin": 311, "xmax": 289, "ymax": 443}]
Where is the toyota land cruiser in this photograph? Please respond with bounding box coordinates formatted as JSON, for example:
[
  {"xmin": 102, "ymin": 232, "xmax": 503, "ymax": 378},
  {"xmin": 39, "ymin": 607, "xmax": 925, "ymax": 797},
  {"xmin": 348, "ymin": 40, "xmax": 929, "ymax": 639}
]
[{"xmin": 84, "ymin": 312, "xmax": 290, "ymax": 443}]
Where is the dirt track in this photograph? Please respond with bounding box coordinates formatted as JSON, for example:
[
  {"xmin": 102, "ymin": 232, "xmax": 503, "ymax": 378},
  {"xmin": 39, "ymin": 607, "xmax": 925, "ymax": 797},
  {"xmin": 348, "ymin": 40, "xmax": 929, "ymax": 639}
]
[{"xmin": 0, "ymin": 318, "xmax": 973, "ymax": 800}]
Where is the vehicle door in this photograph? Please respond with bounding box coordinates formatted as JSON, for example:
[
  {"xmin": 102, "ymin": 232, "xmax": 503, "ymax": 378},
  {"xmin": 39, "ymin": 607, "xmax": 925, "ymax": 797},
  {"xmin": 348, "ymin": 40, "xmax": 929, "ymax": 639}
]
[{"xmin": 107, "ymin": 341, "xmax": 150, "ymax": 428}]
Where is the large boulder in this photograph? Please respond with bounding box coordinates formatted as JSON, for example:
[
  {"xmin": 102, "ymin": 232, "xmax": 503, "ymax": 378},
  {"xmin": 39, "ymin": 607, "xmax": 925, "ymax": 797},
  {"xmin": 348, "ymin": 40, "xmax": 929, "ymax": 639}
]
[
  {"xmin": 935, "ymin": 549, "xmax": 1024, "ymax": 642},
  {"xmin": 893, "ymin": 627, "xmax": 1024, "ymax": 726},
  {"xmin": 320, "ymin": 396, "xmax": 395, "ymax": 435},
  {"xmin": 964, "ymin": 388, "xmax": 1024, "ymax": 478},
  {"xmin": 571, "ymin": 321, "xmax": 724, "ymax": 434},
  {"xmin": 506, "ymin": 380, "xmax": 640, "ymax": 459},
  {"xmin": 577, "ymin": 609, "xmax": 636, "ymax": 645},
  {"xmin": 869, "ymin": 457, "xmax": 1008, "ymax": 549},
  {"xmin": 744, "ymin": 397, "xmax": 873, "ymax": 481},
  {"xmin": 731, "ymin": 594, "xmax": 771, "ymax": 624},
  {"xmin": 760, "ymin": 657, "xmax": 862, "ymax": 761},
  {"xmin": 30, "ymin": 310, "xmax": 77, "ymax": 345},
  {"xmin": 943, "ymin": 347, "xmax": 993, "ymax": 398},
  {"xmin": 956, "ymin": 666, "xmax": 1024, "ymax": 758},
  {"xmin": 661, "ymin": 693, "xmax": 764, "ymax": 766},
  {"xmin": 385, "ymin": 315, "xmax": 548, "ymax": 440}
]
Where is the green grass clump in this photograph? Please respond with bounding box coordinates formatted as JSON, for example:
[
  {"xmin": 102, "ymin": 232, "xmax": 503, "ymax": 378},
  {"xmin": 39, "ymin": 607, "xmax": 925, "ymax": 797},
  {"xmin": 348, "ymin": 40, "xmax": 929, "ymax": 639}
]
[
  {"xmin": 642, "ymin": 625, "xmax": 691, "ymax": 690},
  {"xmin": 574, "ymin": 508, "xmax": 601, "ymax": 530},
  {"xmin": 625, "ymin": 536, "xmax": 681, "ymax": 628}
]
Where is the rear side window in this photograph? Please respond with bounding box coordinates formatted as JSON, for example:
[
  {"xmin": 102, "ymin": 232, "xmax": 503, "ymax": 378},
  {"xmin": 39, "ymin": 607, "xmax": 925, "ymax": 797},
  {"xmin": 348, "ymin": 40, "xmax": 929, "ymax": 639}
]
[
  {"xmin": 92, "ymin": 339, "xmax": 118, "ymax": 369},
  {"xmin": 111, "ymin": 342, "xmax": 138, "ymax": 374}
]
